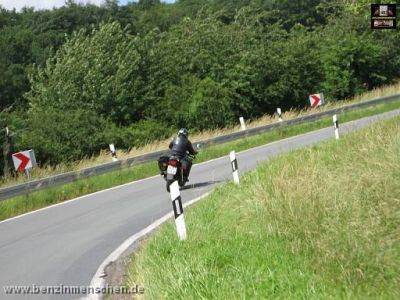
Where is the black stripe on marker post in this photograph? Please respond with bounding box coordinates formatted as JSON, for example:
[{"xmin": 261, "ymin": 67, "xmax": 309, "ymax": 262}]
[
  {"xmin": 231, "ymin": 159, "xmax": 238, "ymax": 172},
  {"xmin": 173, "ymin": 197, "xmax": 183, "ymax": 218}
]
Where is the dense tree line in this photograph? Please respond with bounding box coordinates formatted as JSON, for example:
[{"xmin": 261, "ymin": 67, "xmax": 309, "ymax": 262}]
[{"xmin": 1, "ymin": 0, "xmax": 399, "ymax": 176}]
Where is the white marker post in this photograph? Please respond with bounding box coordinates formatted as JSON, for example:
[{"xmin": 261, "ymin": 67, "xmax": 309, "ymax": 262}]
[
  {"xmin": 277, "ymin": 108, "xmax": 283, "ymax": 122},
  {"xmin": 239, "ymin": 117, "xmax": 246, "ymax": 131},
  {"xmin": 109, "ymin": 144, "xmax": 118, "ymax": 162},
  {"xmin": 333, "ymin": 114, "xmax": 339, "ymax": 140},
  {"xmin": 230, "ymin": 151, "xmax": 240, "ymax": 185},
  {"xmin": 170, "ymin": 181, "xmax": 187, "ymax": 240}
]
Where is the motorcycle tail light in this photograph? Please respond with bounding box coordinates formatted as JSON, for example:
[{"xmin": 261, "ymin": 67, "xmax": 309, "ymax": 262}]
[{"xmin": 169, "ymin": 160, "xmax": 178, "ymax": 167}]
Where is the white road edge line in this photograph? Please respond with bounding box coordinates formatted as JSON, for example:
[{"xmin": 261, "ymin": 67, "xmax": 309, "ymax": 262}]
[
  {"xmin": 85, "ymin": 191, "xmax": 211, "ymax": 300},
  {"xmin": 2, "ymin": 108, "xmax": 399, "ymax": 225}
]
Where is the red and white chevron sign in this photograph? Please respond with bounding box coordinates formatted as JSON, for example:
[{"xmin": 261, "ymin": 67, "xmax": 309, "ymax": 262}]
[
  {"xmin": 309, "ymin": 93, "xmax": 324, "ymax": 108},
  {"xmin": 12, "ymin": 150, "xmax": 36, "ymax": 172}
]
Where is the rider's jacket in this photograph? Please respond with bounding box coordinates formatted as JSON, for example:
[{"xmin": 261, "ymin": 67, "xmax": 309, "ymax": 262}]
[{"xmin": 169, "ymin": 135, "xmax": 197, "ymax": 158}]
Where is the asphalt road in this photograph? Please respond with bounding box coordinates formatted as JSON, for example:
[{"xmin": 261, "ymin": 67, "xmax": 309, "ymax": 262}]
[{"xmin": 0, "ymin": 109, "xmax": 399, "ymax": 299}]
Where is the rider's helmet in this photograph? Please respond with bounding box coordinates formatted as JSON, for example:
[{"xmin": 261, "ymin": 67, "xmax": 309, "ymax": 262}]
[{"xmin": 178, "ymin": 128, "xmax": 188, "ymax": 137}]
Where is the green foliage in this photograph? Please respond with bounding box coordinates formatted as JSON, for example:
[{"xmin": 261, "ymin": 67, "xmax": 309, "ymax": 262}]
[
  {"xmin": 119, "ymin": 120, "xmax": 175, "ymax": 149},
  {"xmin": 6, "ymin": 108, "xmax": 175, "ymax": 167},
  {"xmin": 1, "ymin": 0, "xmax": 400, "ymax": 173},
  {"xmin": 321, "ymin": 33, "xmax": 385, "ymax": 99},
  {"xmin": 13, "ymin": 109, "xmax": 111, "ymax": 164},
  {"xmin": 27, "ymin": 22, "xmax": 146, "ymax": 125},
  {"xmin": 248, "ymin": 24, "xmax": 324, "ymax": 111},
  {"xmin": 186, "ymin": 77, "xmax": 234, "ymax": 130},
  {"xmin": 269, "ymin": 0, "xmax": 326, "ymax": 28},
  {"xmin": 319, "ymin": 10, "xmax": 395, "ymax": 100},
  {"xmin": 135, "ymin": 3, "xmax": 183, "ymax": 33},
  {"xmin": 0, "ymin": 26, "xmax": 34, "ymax": 110}
]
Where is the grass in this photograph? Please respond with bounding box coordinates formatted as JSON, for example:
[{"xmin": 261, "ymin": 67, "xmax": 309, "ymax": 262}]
[
  {"xmin": 2, "ymin": 81, "xmax": 400, "ymax": 188},
  {"xmin": 126, "ymin": 116, "xmax": 400, "ymax": 299},
  {"xmin": 0, "ymin": 99, "xmax": 400, "ymax": 221}
]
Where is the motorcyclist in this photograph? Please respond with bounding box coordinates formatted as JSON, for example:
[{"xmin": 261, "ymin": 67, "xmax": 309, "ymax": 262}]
[{"xmin": 169, "ymin": 128, "xmax": 197, "ymax": 181}]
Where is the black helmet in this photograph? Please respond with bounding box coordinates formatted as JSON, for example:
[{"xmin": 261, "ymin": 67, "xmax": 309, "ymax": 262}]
[{"xmin": 178, "ymin": 128, "xmax": 188, "ymax": 137}]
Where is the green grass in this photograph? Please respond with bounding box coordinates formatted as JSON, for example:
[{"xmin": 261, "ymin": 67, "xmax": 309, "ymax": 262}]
[
  {"xmin": 127, "ymin": 116, "xmax": 400, "ymax": 299},
  {"xmin": 0, "ymin": 100, "xmax": 399, "ymax": 221}
]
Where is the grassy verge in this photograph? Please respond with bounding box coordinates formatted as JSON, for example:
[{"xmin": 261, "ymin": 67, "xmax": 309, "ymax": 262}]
[
  {"xmin": 0, "ymin": 100, "xmax": 399, "ymax": 221},
  {"xmin": 127, "ymin": 116, "xmax": 400, "ymax": 299}
]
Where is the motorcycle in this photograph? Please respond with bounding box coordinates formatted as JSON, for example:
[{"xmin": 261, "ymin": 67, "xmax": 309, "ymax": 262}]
[{"xmin": 158, "ymin": 154, "xmax": 195, "ymax": 192}]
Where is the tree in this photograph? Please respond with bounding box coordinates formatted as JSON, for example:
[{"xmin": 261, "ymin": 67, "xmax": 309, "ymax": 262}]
[
  {"xmin": 14, "ymin": 109, "xmax": 111, "ymax": 164},
  {"xmin": 27, "ymin": 22, "xmax": 147, "ymax": 125},
  {"xmin": 186, "ymin": 77, "xmax": 234, "ymax": 130},
  {"xmin": 138, "ymin": 0, "xmax": 161, "ymax": 10},
  {"xmin": 319, "ymin": 11, "xmax": 393, "ymax": 99}
]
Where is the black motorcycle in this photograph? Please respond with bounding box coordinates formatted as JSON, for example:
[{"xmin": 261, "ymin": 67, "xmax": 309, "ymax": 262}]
[{"xmin": 158, "ymin": 154, "xmax": 195, "ymax": 192}]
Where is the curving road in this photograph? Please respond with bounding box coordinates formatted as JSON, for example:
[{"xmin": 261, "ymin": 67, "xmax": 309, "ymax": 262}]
[{"xmin": 0, "ymin": 109, "xmax": 399, "ymax": 299}]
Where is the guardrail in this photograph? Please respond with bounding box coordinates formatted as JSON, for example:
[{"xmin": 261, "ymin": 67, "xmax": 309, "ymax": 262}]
[{"xmin": 1, "ymin": 93, "xmax": 399, "ymax": 201}]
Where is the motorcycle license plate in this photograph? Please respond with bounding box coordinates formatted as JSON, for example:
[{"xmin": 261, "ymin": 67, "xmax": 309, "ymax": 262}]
[{"xmin": 167, "ymin": 165, "xmax": 177, "ymax": 175}]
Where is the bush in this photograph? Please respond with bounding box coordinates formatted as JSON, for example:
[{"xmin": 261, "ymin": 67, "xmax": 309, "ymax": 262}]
[
  {"xmin": 186, "ymin": 77, "xmax": 234, "ymax": 130},
  {"xmin": 14, "ymin": 109, "xmax": 112, "ymax": 165},
  {"xmin": 123, "ymin": 119, "xmax": 174, "ymax": 148}
]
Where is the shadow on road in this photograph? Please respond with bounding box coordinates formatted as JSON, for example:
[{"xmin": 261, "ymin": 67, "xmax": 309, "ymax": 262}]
[{"xmin": 180, "ymin": 180, "xmax": 223, "ymax": 190}]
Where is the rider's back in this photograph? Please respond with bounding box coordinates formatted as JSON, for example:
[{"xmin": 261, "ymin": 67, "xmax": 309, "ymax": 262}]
[{"xmin": 169, "ymin": 135, "xmax": 195, "ymax": 158}]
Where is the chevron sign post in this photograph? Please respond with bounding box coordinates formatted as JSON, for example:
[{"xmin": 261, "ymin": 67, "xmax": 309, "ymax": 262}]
[
  {"xmin": 169, "ymin": 181, "xmax": 187, "ymax": 240},
  {"xmin": 309, "ymin": 93, "xmax": 325, "ymax": 108}
]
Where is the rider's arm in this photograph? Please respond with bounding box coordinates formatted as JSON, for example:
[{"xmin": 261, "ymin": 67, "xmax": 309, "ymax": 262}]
[
  {"xmin": 169, "ymin": 139, "xmax": 174, "ymax": 150},
  {"xmin": 187, "ymin": 141, "xmax": 198, "ymax": 155}
]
